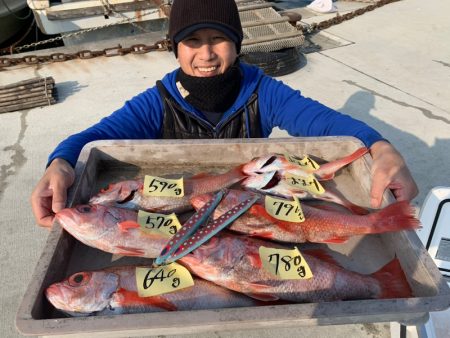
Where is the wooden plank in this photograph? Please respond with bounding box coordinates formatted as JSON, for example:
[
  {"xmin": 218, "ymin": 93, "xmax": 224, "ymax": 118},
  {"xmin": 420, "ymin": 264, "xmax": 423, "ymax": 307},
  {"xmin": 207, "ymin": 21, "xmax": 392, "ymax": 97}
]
[
  {"xmin": 0, "ymin": 86, "xmax": 53, "ymax": 99},
  {"xmin": 45, "ymin": 0, "xmax": 164, "ymax": 21},
  {"xmin": 27, "ymin": 0, "xmax": 50, "ymax": 10},
  {"xmin": 0, "ymin": 76, "xmax": 54, "ymax": 91},
  {"xmin": 0, "ymin": 89, "xmax": 53, "ymax": 104},
  {"xmin": 0, "ymin": 98, "xmax": 56, "ymax": 113}
]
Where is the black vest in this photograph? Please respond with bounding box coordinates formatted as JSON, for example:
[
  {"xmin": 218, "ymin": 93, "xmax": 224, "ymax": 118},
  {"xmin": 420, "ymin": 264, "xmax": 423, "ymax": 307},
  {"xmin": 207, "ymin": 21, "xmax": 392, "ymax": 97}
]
[{"xmin": 156, "ymin": 81, "xmax": 262, "ymax": 139}]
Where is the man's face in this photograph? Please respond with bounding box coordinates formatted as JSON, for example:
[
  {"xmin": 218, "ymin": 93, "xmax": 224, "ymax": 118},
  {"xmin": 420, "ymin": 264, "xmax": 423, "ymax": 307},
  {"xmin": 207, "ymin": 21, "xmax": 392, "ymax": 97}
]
[{"xmin": 177, "ymin": 28, "xmax": 237, "ymax": 77}]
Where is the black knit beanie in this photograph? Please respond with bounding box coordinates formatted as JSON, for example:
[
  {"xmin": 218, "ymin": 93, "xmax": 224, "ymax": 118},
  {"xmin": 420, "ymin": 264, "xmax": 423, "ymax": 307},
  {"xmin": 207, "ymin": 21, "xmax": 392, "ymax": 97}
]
[{"xmin": 169, "ymin": 0, "xmax": 243, "ymax": 57}]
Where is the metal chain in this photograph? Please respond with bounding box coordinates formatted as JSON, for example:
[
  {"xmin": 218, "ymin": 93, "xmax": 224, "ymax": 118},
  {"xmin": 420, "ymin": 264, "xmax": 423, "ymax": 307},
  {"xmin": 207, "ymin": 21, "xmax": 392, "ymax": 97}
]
[
  {"xmin": 0, "ymin": 40, "xmax": 171, "ymax": 68},
  {"xmin": 298, "ymin": 0, "xmax": 401, "ymax": 34},
  {"xmin": 11, "ymin": 7, "xmax": 160, "ymax": 53},
  {"xmin": 1, "ymin": 0, "xmax": 399, "ymax": 68}
]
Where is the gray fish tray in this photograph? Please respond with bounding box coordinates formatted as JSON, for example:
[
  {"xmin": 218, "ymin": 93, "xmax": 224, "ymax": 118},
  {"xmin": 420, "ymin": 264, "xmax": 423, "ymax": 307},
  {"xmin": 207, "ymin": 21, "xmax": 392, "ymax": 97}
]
[{"xmin": 16, "ymin": 137, "xmax": 450, "ymax": 337}]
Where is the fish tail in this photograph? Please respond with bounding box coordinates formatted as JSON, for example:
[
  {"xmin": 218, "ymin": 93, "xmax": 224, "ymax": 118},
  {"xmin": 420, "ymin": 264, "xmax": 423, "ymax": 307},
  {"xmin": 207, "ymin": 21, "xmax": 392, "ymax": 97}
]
[
  {"xmin": 316, "ymin": 147, "xmax": 369, "ymax": 180},
  {"xmin": 368, "ymin": 201, "xmax": 421, "ymax": 233},
  {"xmin": 372, "ymin": 258, "xmax": 412, "ymax": 298}
]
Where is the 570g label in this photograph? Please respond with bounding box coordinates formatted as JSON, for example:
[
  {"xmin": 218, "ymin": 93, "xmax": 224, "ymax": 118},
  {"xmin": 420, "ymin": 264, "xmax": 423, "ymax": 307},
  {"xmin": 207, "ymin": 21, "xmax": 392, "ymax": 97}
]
[{"xmin": 138, "ymin": 211, "xmax": 181, "ymax": 237}]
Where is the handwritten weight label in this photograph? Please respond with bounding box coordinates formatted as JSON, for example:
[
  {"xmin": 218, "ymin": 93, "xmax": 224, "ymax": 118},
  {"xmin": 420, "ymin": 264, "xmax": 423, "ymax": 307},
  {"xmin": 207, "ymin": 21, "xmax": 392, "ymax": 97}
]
[
  {"xmin": 265, "ymin": 195, "xmax": 305, "ymax": 223},
  {"xmin": 284, "ymin": 173, "xmax": 325, "ymax": 195},
  {"xmin": 136, "ymin": 263, "xmax": 194, "ymax": 297},
  {"xmin": 143, "ymin": 175, "xmax": 184, "ymax": 197},
  {"xmin": 259, "ymin": 246, "xmax": 313, "ymax": 280},
  {"xmin": 284, "ymin": 153, "xmax": 320, "ymax": 172},
  {"xmin": 138, "ymin": 211, "xmax": 182, "ymax": 237}
]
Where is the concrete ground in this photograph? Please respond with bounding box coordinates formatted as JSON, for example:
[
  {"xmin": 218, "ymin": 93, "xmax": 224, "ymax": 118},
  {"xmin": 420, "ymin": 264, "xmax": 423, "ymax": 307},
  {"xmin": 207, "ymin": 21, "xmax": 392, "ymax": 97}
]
[{"xmin": 1, "ymin": 0, "xmax": 449, "ymax": 337}]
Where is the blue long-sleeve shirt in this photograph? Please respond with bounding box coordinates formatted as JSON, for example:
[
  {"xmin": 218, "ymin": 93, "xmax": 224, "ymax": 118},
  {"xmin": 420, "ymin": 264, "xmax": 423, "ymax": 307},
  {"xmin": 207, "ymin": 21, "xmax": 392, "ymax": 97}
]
[{"xmin": 48, "ymin": 63, "xmax": 384, "ymax": 167}]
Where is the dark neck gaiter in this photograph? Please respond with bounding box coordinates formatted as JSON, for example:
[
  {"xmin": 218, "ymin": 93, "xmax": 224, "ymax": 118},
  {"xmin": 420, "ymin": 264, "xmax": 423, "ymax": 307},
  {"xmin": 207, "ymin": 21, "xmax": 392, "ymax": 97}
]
[{"xmin": 176, "ymin": 62, "xmax": 242, "ymax": 114}]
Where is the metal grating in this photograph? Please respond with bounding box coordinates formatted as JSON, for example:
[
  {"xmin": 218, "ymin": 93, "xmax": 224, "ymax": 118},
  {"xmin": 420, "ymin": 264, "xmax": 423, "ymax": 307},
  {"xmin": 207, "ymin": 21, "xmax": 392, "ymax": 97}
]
[{"xmin": 237, "ymin": 2, "xmax": 304, "ymax": 54}]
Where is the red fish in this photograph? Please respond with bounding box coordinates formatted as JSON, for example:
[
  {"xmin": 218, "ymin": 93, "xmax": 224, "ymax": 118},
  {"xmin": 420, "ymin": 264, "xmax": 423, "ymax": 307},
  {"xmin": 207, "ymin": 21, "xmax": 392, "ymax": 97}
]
[
  {"xmin": 55, "ymin": 204, "xmax": 413, "ymax": 304},
  {"xmin": 241, "ymin": 171, "xmax": 369, "ymax": 215},
  {"xmin": 242, "ymin": 147, "xmax": 369, "ymax": 181},
  {"xmin": 55, "ymin": 204, "xmax": 167, "ymax": 258},
  {"xmin": 179, "ymin": 233, "xmax": 412, "ymax": 303},
  {"xmin": 46, "ymin": 266, "xmax": 260, "ymax": 316},
  {"xmin": 89, "ymin": 166, "xmax": 246, "ymax": 213},
  {"xmin": 190, "ymin": 190, "xmax": 420, "ymax": 243}
]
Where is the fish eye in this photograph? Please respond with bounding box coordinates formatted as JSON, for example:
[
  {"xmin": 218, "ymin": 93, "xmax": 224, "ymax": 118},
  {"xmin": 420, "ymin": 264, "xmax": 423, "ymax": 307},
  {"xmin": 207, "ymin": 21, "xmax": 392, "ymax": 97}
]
[
  {"xmin": 76, "ymin": 205, "xmax": 92, "ymax": 213},
  {"xmin": 68, "ymin": 272, "xmax": 91, "ymax": 287}
]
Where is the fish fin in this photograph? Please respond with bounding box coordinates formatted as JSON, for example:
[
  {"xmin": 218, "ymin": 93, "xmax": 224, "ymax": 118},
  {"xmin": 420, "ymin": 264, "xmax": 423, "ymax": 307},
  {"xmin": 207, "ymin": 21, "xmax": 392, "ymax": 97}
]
[
  {"xmin": 315, "ymin": 147, "xmax": 369, "ymax": 180},
  {"xmin": 110, "ymin": 254, "xmax": 125, "ymax": 262},
  {"xmin": 367, "ymin": 201, "xmax": 421, "ymax": 233},
  {"xmin": 247, "ymin": 251, "xmax": 263, "ymax": 268},
  {"xmin": 371, "ymin": 258, "xmax": 412, "ymax": 299},
  {"xmin": 118, "ymin": 221, "xmax": 140, "ymax": 232},
  {"xmin": 248, "ymin": 231, "xmax": 274, "ymax": 240},
  {"xmin": 302, "ymin": 249, "xmax": 340, "ymax": 266},
  {"xmin": 245, "ymin": 292, "xmax": 279, "ymax": 302},
  {"xmin": 321, "ymin": 237, "xmax": 349, "ymax": 243},
  {"xmin": 113, "ymin": 289, "xmax": 178, "ymax": 311},
  {"xmin": 115, "ymin": 246, "xmax": 145, "ymax": 256},
  {"xmin": 190, "ymin": 172, "xmax": 211, "ymax": 179}
]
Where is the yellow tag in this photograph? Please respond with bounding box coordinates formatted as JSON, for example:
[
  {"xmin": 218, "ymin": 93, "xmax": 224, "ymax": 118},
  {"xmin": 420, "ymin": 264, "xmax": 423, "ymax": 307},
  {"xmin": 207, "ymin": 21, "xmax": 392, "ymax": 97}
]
[
  {"xmin": 138, "ymin": 211, "xmax": 182, "ymax": 237},
  {"xmin": 136, "ymin": 262, "xmax": 194, "ymax": 297},
  {"xmin": 143, "ymin": 175, "xmax": 184, "ymax": 197},
  {"xmin": 284, "ymin": 173, "xmax": 325, "ymax": 195},
  {"xmin": 284, "ymin": 153, "xmax": 320, "ymax": 172},
  {"xmin": 265, "ymin": 195, "xmax": 305, "ymax": 223},
  {"xmin": 259, "ymin": 246, "xmax": 313, "ymax": 280}
]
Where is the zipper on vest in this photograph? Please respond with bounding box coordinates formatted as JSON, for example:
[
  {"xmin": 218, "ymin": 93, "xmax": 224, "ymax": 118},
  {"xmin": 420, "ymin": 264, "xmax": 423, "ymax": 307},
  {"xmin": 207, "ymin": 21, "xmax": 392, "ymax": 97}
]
[
  {"xmin": 214, "ymin": 108, "xmax": 245, "ymax": 137},
  {"xmin": 181, "ymin": 109, "xmax": 217, "ymax": 133}
]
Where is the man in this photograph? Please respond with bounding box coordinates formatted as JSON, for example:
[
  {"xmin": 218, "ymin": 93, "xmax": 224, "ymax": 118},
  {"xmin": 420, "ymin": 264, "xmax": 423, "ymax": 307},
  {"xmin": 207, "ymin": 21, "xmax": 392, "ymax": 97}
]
[{"xmin": 31, "ymin": 0, "xmax": 418, "ymax": 228}]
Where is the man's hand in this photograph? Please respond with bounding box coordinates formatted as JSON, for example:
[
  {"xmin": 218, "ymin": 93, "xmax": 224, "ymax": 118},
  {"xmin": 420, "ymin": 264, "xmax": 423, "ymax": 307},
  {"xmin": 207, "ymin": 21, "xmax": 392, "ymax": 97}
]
[
  {"xmin": 369, "ymin": 140, "xmax": 418, "ymax": 208},
  {"xmin": 31, "ymin": 158, "xmax": 75, "ymax": 229}
]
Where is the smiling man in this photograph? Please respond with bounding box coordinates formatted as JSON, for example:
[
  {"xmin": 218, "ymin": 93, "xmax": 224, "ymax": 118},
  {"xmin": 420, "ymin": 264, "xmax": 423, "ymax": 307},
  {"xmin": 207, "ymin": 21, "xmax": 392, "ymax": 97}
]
[{"xmin": 31, "ymin": 0, "xmax": 418, "ymax": 228}]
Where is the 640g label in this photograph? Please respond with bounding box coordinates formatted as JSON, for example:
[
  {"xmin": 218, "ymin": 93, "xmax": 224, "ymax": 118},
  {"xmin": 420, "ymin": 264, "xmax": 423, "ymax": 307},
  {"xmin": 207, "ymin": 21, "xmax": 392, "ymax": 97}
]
[{"xmin": 136, "ymin": 263, "xmax": 194, "ymax": 297}]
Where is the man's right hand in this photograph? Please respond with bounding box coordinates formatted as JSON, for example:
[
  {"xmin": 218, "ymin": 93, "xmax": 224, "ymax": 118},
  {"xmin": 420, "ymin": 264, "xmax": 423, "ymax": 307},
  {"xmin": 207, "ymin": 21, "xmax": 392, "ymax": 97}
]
[{"xmin": 31, "ymin": 158, "xmax": 75, "ymax": 229}]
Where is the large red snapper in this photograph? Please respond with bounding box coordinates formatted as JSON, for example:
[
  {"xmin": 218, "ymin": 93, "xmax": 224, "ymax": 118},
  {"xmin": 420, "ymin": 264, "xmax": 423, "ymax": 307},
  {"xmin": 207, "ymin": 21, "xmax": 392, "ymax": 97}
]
[
  {"xmin": 55, "ymin": 204, "xmax": 166, "ymax": 257},
  {"xmin": 191, "ymin": 190, "xmax": 420, "ymax": 243},
  {"xmin": 55, "ymin": 204, "xmax": 412, "ymax": 304},
  {"xmin": 242, "ymin": 147, "xmax": 369, "ymax": 180},
  {"xmin": 46, "ymin": 266, "xmax": 260, "ymax": 316},
  {"xmin": 89, "ymin": 165, "xmax": 246, "ymax": 213},
  {"xmin": 241, "ymin": 170, "xmax": 369, "ymax": 215},
  {"xmin": 179, "ymin": 233, "xmax": 412, "ymax": 303}
]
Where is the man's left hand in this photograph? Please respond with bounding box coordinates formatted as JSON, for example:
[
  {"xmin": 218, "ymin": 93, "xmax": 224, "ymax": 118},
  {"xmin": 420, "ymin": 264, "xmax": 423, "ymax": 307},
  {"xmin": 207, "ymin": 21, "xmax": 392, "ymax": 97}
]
[{"xmin": 369, "ymin": 140, "xmax": 418, "ymax": 208}]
